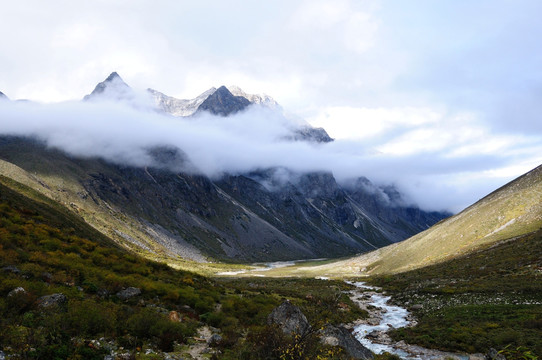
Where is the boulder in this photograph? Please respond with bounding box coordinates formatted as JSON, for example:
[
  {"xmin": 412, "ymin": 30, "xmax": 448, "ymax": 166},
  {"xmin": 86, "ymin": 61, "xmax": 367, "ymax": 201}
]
[
  {"xmin": 116, "ymin": 287, "xmax": 141, "ymax": 300},
  {"xmin": 37, "ymin": 293, "xmax": 67, "ymax": 308},
  {"xmin": 97, "ymin": 288, "xmax": 109, "ymax": 298},
  {"xmin": 267, "ymin": 300, "xmax": 310, "ymax": 336},
  {"xmin": 7, "ymin": 287, "xmax": 26, "ymax": 297},
  {"xmin": 2, "ymin": 265, "xmax": 20, "ymax": 274},
  {"xmin": 208, "ymin": 334, "xmax": 222, "ymax": 346},
  {"xmin": 320, "ymin": 325, "xmax": 374, "ymax": 360},
  {"xmin": 41, "ymin": 272, "xmax": 53, "ymax": 283},
  {"xmin": 486, "ymin": 348, "xmax": 506, "ymax": 360}
]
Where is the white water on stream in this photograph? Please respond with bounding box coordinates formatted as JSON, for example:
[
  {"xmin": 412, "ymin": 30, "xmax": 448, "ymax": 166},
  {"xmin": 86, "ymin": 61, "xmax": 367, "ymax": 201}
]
[
  {"xmin": 347, "ymin": 281, "xmax": 470, "ymax": 360},
  {"xmin": 347, "ymin": 281, "xmax": 413, "ymax": 358}
]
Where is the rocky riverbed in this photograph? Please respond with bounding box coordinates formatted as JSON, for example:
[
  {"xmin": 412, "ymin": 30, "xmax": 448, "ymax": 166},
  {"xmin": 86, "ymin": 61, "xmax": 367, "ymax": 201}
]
[{"xmin": 346, "ymin": 281, "xmax": 481, "ymax": 360}]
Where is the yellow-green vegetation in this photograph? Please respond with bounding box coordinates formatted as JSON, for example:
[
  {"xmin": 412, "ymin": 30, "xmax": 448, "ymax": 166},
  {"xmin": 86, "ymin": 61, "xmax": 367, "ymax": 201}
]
[
  {"xmin": 0, "ymin": 179, "xmax": 366, "ymax": 359},
  {"xmin": 0, "ymin": 161, "xmax": 249, "ymax": 276},
  {"xmin": 275, "ymin": 164, "xmax": 542, "ymax": 277}
]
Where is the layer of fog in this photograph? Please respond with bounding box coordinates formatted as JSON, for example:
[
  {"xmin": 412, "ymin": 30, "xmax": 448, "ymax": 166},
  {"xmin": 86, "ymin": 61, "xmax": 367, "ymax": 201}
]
[{"xmin": 0, "ymin": 98, "xmax": 532, "ymax": 213}]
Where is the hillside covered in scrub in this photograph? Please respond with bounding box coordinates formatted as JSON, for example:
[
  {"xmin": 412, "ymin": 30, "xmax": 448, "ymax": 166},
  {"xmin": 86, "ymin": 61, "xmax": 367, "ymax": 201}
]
[{"xmin": 0, "ymin": 177, "xmax": 370, "ymax": 359}]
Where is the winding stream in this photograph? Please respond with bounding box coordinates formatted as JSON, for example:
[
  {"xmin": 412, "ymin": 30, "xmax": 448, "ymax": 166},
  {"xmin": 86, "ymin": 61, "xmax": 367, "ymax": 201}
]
[
  {"xmin": 347, "ymin": 281, "xmax": 470, "ymax": 360},
  {"xmin": 218, "ymin": 262, "xmax": 471, "ymax": 359}
]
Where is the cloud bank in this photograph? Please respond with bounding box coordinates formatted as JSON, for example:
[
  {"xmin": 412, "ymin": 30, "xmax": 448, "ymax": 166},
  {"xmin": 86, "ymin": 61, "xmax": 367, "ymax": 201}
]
[{"xmin": 1, "ymin": 98, "xmax": 540, "ymax": 213}]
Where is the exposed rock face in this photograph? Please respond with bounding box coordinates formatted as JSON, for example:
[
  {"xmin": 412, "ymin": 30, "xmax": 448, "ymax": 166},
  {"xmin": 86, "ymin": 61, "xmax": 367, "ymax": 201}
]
[
  {"xmin": 116, "ymin": 287, "xmax": 141, "ymax": 300},
  {"xmin": 267, "ymin": 300, "xmax": 310, "ymax": 336},
  {"xmin": 0, "ymin": 91, "xmax": 8, "ymax": 100},
  {"xmin": 37, "ymin": 293, "xmax": 67, "ymax": 308},
  {"xmin": 320, "ymin": 325, "xmax": 374, "ymax": 360},
  {"xmin": 196, "ymin": 86, "xmax": 251, "ymax": 116},
  {"xmin": 0, "ymin": 136, "xmax": 448, "ymax": 262},
  {"xmin": 291, "ymin": 126, "xmax": 333, "ymax": 143}
]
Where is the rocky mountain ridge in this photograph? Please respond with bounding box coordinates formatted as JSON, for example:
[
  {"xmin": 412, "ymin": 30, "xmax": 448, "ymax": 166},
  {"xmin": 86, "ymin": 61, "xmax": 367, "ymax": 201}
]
[{"xmin": 0, "ymin": 72, "xmax": 450, "ymax": 262}]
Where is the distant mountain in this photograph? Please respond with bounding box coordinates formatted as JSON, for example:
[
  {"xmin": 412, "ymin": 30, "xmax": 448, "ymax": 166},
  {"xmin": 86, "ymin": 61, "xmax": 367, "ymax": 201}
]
[
  {"xmin": 311, "ymin": 163, "xmax": 542, "ymax": 276},
  {"xmin": 83, "ymin": 72, "xmax": 133, "ymax": 101},
  {"xmin": 0, "ymin": 91, "xmax": 8, "ymax": 100},
  {"xmin": 149, "ymin": 85, "xmax": 279, "ymax": 117},
  {"xmin": 0, "ymin": 73, "xmax": 449, "ymax": 263}
]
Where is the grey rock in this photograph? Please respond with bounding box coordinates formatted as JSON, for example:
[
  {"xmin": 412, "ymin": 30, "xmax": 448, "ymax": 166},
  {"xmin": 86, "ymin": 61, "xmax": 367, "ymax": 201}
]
[
  {"xmin": 97, "ymin": 288, "xmax": 109, "ymax": 298},
  {"xmin": 41, "ymin": 272, "xmax": 53, "ymax": 282},
  {"xmin": 411, "ymin": 304, "xmax": 423, "ymax": 310},
  {"xmin": 116, "ymin": 353, "xmax": 132, "ymax": 360},
  {"xmin": 37, "ymin": 293, "xmax": 67, "ymax": 308},
  {"xmin": 267, "ymin": 300, "xmax": 310, "ymax": 336},
  {"xmin": 8, "ymin": 287, "xmax": 26, "ymax": 297},
  {"xmin": 116, "ymin": 287, "xmax": 141, "ymax": 300},
  {"xmin": 320, "ymin": 325, "xmax": 374, "ymax": 360},
  {"xmin": 3, "ymin": 265, "xmax": 20, "ymax": 274},
  {"xmin": 208, "ymin": 333, "xmax": 222, "ymax": 346},
  {"xmin": 486, "ymin": 348, "xmax": 506, "ymax": 360}
]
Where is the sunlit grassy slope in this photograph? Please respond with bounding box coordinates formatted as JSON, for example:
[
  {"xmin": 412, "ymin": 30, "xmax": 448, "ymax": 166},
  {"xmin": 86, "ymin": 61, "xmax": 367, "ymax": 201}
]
[
  {"xmin": 0, "ymin": 169, "xmax": 248, "ymax": 276},
  {"xmin": 264, "ymin": 164, "xmax": 542, "ymax": 277}
]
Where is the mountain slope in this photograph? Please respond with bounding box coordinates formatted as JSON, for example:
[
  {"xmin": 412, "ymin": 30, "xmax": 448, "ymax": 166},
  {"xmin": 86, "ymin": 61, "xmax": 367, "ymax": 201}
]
[
  {"xmin": 195, "ymin": 85, "xmax": 251, "ymax": 116},
  {"xmin": 302, "ymin": 163, "xmax": 542, "ymax": 276},
  {"xmin": 0, "ymin": 73, "xmax": 448, "ymax": 263},
  {"xmin": 0, "ymin": 135, "xmax": 447, "ymax": 263}
]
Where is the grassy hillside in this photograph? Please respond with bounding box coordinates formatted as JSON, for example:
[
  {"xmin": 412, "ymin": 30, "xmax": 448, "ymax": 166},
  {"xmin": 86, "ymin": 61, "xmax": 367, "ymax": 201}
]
[
  {"xmin": 278, "ymin": 164, "xmax": 542, "ymax": 278},
  {"xmin": 0, "ymin": 178, "xmax": 367, "ymax": 359}
]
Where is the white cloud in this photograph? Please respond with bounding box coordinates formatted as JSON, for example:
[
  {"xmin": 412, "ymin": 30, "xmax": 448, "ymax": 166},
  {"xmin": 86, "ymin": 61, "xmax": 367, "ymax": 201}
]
[{"xmin": 0, "ymin": 0, "xmax": 541, "ymax": 214}]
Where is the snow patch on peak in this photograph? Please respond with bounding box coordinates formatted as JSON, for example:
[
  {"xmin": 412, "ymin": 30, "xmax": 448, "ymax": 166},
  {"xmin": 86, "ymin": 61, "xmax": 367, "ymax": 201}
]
[
  {"xmin": 148, "ymin": 87, "xmax": 216, "ymax": 117},
  {"xmin": 227, "ymin": 86, "xmax": 280, "ymax": 109}
]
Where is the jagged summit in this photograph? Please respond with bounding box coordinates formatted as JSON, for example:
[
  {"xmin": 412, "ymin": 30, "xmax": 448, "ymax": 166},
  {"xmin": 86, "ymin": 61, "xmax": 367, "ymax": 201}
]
[
  {"xmin": 105, "ymin": 71, "xmax": 122, "ymax": 82},
  {"xmin": 83, "ymin": 71, "xmax": 132, "ymax": 101},
  {"xmin": 196, "ymin": 85, "xmax": 252, "ymax": 116},
  {"xmin": 148, "ymin": 87, "xmax": 216, "ymax": 117}
]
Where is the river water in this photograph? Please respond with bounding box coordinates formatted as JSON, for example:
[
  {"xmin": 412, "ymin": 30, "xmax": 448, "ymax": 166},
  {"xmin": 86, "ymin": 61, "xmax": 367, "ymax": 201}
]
[
  {"xmin": 217, "ymin": 262, "xmax": 469, "ymax": 359},
  {"xmin": 347, "ymin": 281, "xmax": 470, "ymax": 360}
]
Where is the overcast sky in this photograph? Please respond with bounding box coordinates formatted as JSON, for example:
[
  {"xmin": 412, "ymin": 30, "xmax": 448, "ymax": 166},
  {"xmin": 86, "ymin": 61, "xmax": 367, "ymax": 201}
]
[{"xmin": 1, "ymin": 0, "xmax": 541, "ymax": 212}]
